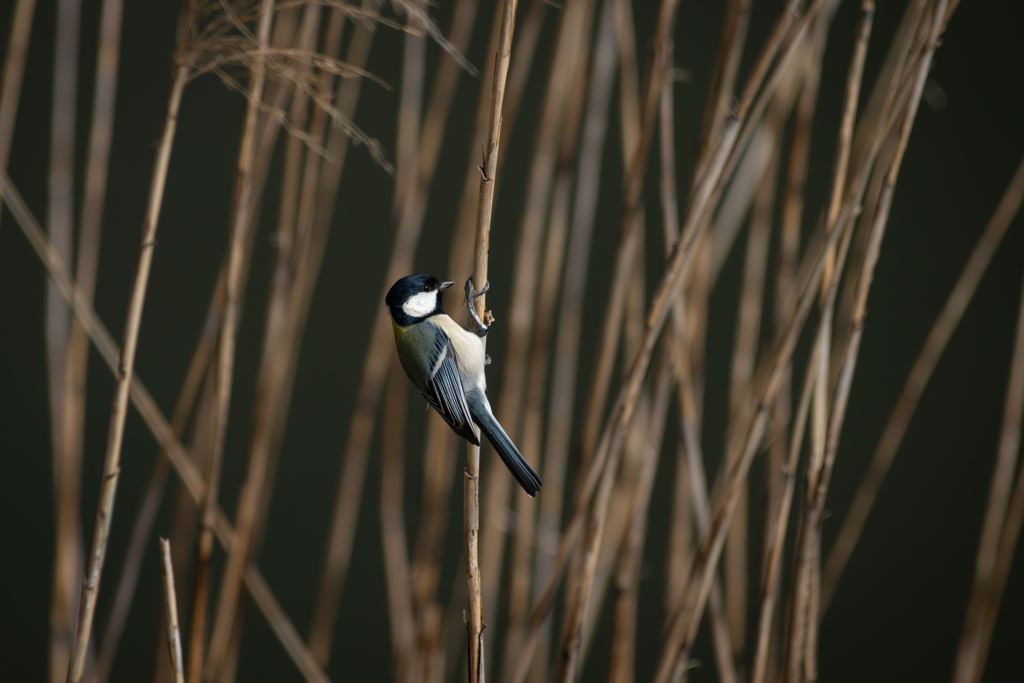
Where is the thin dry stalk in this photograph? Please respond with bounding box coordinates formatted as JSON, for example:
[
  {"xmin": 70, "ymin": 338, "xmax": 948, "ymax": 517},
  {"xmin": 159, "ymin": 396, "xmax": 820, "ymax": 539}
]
[
  {"xmin": 196, "ymin": 3, "xmax": 277, "ymax": 679},
  {"xmin": 501, "ymin": 3, "xmax": 595, "ymax": 672},
  {"xmin": 160, "ymin": 539, "xmax": 186, "ymax": 683},
  {"xmin": 309, "ymin": 0, "xmax": 476, "ymax": 658},
  {"xmin": 102, "ymin": 16, "xmax": 307, "ymax": 675},
  {"xmin": 782, "ymin": 6, "xmax": 873, "ymax": 679},
  {"xmin": 58, "ymin": 3, "xmax": 126, "ymax": 681},
  {"xmin": 787, "ymin": 8, "xmax": 940, "ymax": 679},
  {"xmin": 575, "ymin": 0, "xmax": 641, "ymax": 469},
  {"xmin": 608, "ymin": 350, "xmax": 674, "ymax": 683},
  {"xmin": 952, "ymin": 200, "xmax": 1024, "ymax": 683},
  {"xmin": 750, "ymin": 339, "xmax": 819, "ymax": 683},
  {"xmin": 93, "ymin": 301, "xmax": 217, "ymax": 683},
  {"xmin": 723, "ymin": 100, "xmax": 786, "ymax": 664},
  {"xmin": 205, "ymin": 7, "xmax": 337, "ymax": 678},
  {"xmin": 63, "ymin": 51, "xmax": 188, "ymax": 683},
  {"xmin": 479, "ymin": 0, "xmax": 594, "ymax": 634},
  {"xmin": 520, "ymin": 2, "xmax": 619, "ymax": 678},
  {"xmin": 381, "ymin": 363, "xmax": 419, "ymax": 683},
  {"xmin": 466, "ymin": 0, "xmax": 519, "ymax": 678},
  {"xmin": 821, "ymin": 152, "xmax": 1024, "ymax": 610},
  {"xmin": 955, "ymin": 375, "xmax": 1024, "ymax": 683},
  {"xmin": 0, "ymin": 169, "xmax": 330, "ymax": 683},
  {"xmin": 0, "ymin": 0, "xmax": 36, "ymax": 236},
  {"xmin": 692, "ymin": 0, "xmax": 752, "ymax": 181},
  {"xmin": 510, "ymin": 4, "xmax": 833, "ymax": 679},
  {"xmin": 652, "ymin": 39, "xmax": 915, "ymax": 668},
  {"xmin": 48, "ymin": 1, "xmax": 82, "ymax": 678},
  {"xmin": 555, "ymin": 0, "xmax": 680, "ymax": 678},
  {"xmin": 448, "ymin": 0, "xmax": 547, "ymax": 306}
]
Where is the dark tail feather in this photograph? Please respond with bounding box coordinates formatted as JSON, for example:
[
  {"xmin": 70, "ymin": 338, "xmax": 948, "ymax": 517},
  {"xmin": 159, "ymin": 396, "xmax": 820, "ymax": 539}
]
[{"xmin": 474, "ymin": 405, "xmax": 542, "ymax": 497}]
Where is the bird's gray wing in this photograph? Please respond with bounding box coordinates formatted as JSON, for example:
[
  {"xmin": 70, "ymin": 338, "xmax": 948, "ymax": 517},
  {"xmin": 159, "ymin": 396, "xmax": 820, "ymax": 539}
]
[{"xmin": 420, "ymin": 321, "xmax": 478, "ymax": 444}]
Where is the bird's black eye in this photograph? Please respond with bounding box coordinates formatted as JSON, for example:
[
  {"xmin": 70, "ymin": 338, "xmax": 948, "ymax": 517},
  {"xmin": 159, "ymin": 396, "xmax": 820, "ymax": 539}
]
[{"xmin": 422, "ymin": 285, "xmax": 430, "ymax": 292}]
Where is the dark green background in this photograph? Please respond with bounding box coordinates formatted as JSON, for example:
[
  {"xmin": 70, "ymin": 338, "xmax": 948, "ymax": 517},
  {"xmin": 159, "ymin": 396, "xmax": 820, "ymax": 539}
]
[{"xmin": 2, "ymin": 0, "xmax": 1023, "ymax": 680}]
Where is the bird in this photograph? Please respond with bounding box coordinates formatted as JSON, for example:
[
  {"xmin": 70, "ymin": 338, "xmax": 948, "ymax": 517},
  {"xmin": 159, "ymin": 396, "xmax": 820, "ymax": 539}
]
[{"xmin": 385, "ymin": 273, "xmax": 542, "ymax": 497}]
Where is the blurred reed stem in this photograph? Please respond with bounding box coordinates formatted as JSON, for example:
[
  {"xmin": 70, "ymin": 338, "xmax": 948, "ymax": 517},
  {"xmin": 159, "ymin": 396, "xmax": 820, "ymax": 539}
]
[
  {"xmin": 822, "ymin": 154, "xmax": 1024, "ymax": 613},
  {"xmin": 466, "ymin": 0, "xmax": 519, "ymax": 678},
  {"xmin": 0, "ymin": 0, "xmax": 35, "ymax": 237},
  {"xmin": 0, "ymin": 168, "xmax": 329, "ymax": 681},
  {"xmin": 953, "ymin": 216, "xmax": 1024, "ymax": 683},
  {"xmin": 47, "ymin": 0, "xmax": 82, "ymax": 676}
]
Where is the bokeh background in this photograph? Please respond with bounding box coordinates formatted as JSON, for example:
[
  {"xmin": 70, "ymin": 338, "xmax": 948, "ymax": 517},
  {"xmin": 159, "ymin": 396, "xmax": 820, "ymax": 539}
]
[{"xmin": 1, "ymin": 0, "xmax": 1023, "ymax": 681}]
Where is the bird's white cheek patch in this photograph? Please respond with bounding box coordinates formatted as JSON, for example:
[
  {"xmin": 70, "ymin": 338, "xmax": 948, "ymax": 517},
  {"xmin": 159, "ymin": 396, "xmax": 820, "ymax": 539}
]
[{"xmin": 402, "ymin": 291, "xmax": 437, "ymax": 318}]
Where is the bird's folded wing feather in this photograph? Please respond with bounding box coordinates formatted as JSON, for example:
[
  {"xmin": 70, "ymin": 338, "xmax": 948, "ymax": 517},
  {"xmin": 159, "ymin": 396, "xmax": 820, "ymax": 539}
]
[{"xmin": 421, "ymin": 322, "xmax": 475, "ymax": 434}]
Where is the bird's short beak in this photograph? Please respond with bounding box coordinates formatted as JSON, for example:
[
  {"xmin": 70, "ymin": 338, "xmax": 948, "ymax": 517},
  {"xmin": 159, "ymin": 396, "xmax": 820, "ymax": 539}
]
[{"xmin": 440, "ymin": 281, "xmax": 455, "ymax": 291}]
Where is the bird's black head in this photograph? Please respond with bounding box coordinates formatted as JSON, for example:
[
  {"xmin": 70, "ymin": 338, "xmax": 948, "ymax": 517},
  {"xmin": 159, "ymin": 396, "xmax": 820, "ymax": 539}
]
[{"xmin": 385, "ymin": 274, "xmax": 455, "ymax": 326}]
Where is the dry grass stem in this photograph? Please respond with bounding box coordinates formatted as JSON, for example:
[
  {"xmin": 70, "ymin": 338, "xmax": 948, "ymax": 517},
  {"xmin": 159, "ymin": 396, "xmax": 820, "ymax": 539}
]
[
  {"xmin": 788, "ymin": 7, "xmax": 940, "ymax": 679},
  {"xmin": 309, "ymin": 0, "xmax": 479, "ymax": 658},
  {"xmin": 822, "ymin": 151, "xmax": 1024, "ymax": 610},
  {"xmin": 0, "ymin": 0, "xmax": 36, "ymax": 236},
  {"xmin": 554, "ymin": 0, "xmax": 679, "ymax": 678},
  {"xmin": 381, "ymin": 363, "xmax": 419, "ymax": 683},
  {"xmin": 1, "ymin": 168, "xmax": 329, "ymax": 683},
  {"xmin": 693, "ymin": 0, "xmax": 752, "ymax": 182},
  {"xmin": 48, "ymin": 1, "xmax": 82, "ymax": 677},
  {"xmin": 191, "ymin": 4, "xmax": 275, "ymax": 681},
  {"xmin": 466, "ymin": 0, "xmax": 519, "ymax": 678},
  {"xmin": 951, "ymin": 173, "xmax": 1024, "ymax": 683},
  {"xmin": 160, "ymin": 539, "xmax": 186, "ymax": 683},
  {"xmin": 479, "ymin": 0, "xmax": 595, "ymax": 666},
  {"xmin": 501, "ymin": 1, "xmax": 597, "ymax": 673},
  {"xmin": 63, "ymin": 47, "xmax": 189, "ymax": 682}
]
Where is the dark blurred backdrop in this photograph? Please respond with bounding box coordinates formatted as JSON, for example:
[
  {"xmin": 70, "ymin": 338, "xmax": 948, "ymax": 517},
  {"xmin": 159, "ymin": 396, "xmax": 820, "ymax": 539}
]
[{"xmin": 1, "ymin": 0, "xmax": 1023, "ymax": 681}]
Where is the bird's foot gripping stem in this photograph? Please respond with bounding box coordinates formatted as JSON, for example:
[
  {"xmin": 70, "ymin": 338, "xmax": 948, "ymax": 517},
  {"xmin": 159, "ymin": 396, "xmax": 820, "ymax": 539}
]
[{"xmin": 465, "ymin": 277, "xmax": 490, "ymax": 338}]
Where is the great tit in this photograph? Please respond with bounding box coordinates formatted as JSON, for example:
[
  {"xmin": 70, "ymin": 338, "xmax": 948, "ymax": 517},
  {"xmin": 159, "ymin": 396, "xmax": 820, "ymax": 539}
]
[{"xmin": 385, "ymin": 273, "xmax": 542, "ymax": 497}]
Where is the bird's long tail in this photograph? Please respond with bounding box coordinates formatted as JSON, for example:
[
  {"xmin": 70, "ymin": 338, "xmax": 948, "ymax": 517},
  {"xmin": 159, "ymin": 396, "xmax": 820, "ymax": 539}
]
[{"xmin": 473, "ymin": 402, "xmax": 542, "ymax": 497}]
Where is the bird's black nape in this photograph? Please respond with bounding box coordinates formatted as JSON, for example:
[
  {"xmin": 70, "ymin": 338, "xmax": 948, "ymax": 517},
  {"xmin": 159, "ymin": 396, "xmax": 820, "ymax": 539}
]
[{"xmin": 386, "ymin": 273, "xmax": 453, "ymax": 326}]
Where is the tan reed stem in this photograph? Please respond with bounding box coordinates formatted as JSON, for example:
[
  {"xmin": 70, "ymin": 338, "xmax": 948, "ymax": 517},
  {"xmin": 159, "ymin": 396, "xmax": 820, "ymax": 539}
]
[
  {"xmin": 0, "ymin": 168, "xmax": 330, "ymax": 682},
  {"xmin": 509, "ymin": 3, "xmax": 833, "ymax": 679},
  {"xmin": 448, "ymin": 0, "xmax": 547, "ymax": 297},
  {"xmin": 822, "ymin": 151, "xmax": 1024, "ymax": 611},
  {"xmin": 309, "ymin": 0, "xmax": 479, "ymax": 659},
  {"xmin": 479, "ymin": 0, "xmax": 593, "ymax": 651},
  {"xmin": 953, "ymin": 234, "xmax": 1024, "ymax": 683},
  {"xmin": 99, "ymin": 14, "xmax": 309, "ymax": 678},
  {"xmin": 575, "ymin": 0, "xmax": 641, "ymax": 473},
  {"xmin": 48, "ymin": 0, "xmax": 81, "ymax": 677},
  {"xmin": 501, "ymin": 0, "xmax": 596, "ymax": 672},
  {"xmin": 693, "ymin": 0, "xmax": 752, "ymax": 183},
  {"xmin": 57, "ymin": 3, "xmax": 126, "ymax": 682},
  {"xmin": 651, "ymin": 41, "xmax": 918, "ymax": 669},
  {"xmin": 514, "ymin": 2, "xmax": 619, "ymax": 679},
  {"xmin": 608, "ymin": 349, "xmax": 674, "ymax": 683},
  {"xmin": 780, "ymin": 6, "xmax": 872, "ymax": 679},
  {"xmin": 723, "ymin": 100, "xmax": 786, "ymax": 666},
  {"xmin": 0, "ymin": 0, "xmax": 36, "ymax": 238},
  {"xmin": 160, "ymin": 539, "xmax": 186, "ymax": 683},
  {"xmin": 954, "ymin": 309, "xmax": 1024, "ymax": 683},
  {"xmin": 407, "ymin": 0, "xmax": 482, "ymax": 622},
  {"xmin": 63, "ymin": 51, "xmax": 188, "ymax": 683},
  {"xmin": 189, "ymin": 5, "xmax": 275, "ymax": 682},
  {"xmin": 554, "ymin": 1, "xmax": 680, "ymax": 679},
  {"xmin": 381, "ymin": 362, "xmax": 419, "ymax": 683},
  {"xmin": 788, "ymin": 7, "xmax": 940, "ymax": 679},
  {"xmin": 466, "ymin": 0, "xmax": 519, "ymax": 679}
]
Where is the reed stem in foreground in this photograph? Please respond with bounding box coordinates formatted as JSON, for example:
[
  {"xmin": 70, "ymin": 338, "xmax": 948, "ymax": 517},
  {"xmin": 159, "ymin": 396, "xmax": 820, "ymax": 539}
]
[{"xmin": 64, "ymin": 60, "xmax": 188, "ymax": 683}]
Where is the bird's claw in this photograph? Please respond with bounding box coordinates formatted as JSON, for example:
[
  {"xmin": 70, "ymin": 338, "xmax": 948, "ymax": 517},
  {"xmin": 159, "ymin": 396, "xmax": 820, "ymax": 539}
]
[{"xmin": 465, "ymin": 277, "xmax": 490, "ymax": 337}]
